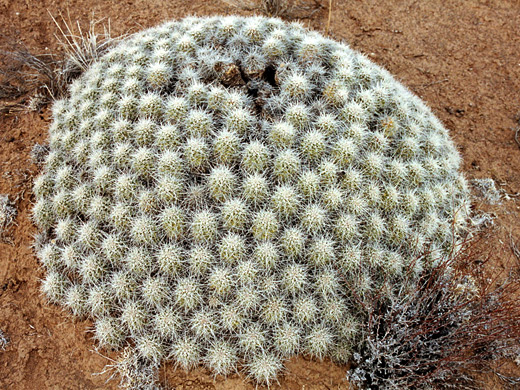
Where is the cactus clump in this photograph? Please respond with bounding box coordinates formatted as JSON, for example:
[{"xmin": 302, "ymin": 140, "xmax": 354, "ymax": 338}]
[{"xmin": 34, "ymin": 15, "xmax": 469, "ymax": 385}]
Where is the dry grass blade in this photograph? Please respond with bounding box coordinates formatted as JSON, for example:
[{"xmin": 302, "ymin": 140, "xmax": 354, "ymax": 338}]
[
  {"xmin": 97, "ymin": 347, "xmax": 161, "ymax": 390},
  {"xmin": 49, "ymin": 11, "xmax": 121, "ymax": 74}
]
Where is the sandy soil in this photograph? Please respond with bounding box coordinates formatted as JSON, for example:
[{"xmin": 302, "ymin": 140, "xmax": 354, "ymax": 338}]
[{"xmin": 0, "ymin": 0, "xmax": 519, "ymax": 389}]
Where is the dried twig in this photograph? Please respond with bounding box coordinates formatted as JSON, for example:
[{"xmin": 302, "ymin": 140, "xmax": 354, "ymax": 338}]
[
  {"xmin": 412, "ymin": 78, "xmax": 449, "ymax": 91},
  {"xmin": 493, "ymin": 370, "xmax": 520, "ymax": 386},
  {"xmin": 0, "ymin": 12, "xmax": 121, "ymax": 113},
  {"xmin": 0, "ymin": 194, "xmax": 16, "ymax": 242},
  {"xmin": 96, "ymin": 347, "xmax": 161, "ymax": 390},
  {"xmin": 223, "ymin": 0, "xmax": 322, "ymax": 19},
  {"xmin": 325, "ymin": 0, "xmax": 333, "ymax": 36},
  {"xmin": 346, "ymin": 236, "xmax": 520, "ymax": 389},
  {"xmin": 510, "ymin": 234, "xmax": 520, "ymax": 262},
  {"xmin": 0, "ymin": 37, "xmax": 60, "ymax": 111},
  {"xmin": 223, "ymin": 0, "xmax": 289, "ymax": 16},
  {"xmin": 0, "ymin": 330, "xmax": 8, "ymax": 351}
]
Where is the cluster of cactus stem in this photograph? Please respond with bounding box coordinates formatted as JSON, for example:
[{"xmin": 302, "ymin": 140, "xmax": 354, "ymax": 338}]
[{"xmin": 33, "ymin": 16, "xmax": 470, "ymax": 385}]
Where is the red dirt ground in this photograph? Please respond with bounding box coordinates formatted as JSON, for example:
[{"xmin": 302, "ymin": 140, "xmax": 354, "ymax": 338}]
[{"xmin": 0, "ymin": 1, "xmax": 519, "ymax": 389}]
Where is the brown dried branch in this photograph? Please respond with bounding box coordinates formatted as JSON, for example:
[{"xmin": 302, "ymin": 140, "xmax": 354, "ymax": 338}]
[{"xmin": 345, "ymin": 237, "xmax": 520, "ymax": 389}]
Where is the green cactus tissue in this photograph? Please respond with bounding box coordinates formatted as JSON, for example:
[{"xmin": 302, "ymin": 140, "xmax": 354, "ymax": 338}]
[{"xmin": 33, "ymin": 15, "xmax": 470, "ymax": 385}]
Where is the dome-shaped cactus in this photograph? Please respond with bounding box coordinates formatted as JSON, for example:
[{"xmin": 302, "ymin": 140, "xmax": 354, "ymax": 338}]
[{"xmin": 33, "ymin": 15, "xmax": 469, "ymax": 385}]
